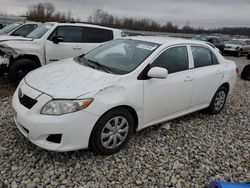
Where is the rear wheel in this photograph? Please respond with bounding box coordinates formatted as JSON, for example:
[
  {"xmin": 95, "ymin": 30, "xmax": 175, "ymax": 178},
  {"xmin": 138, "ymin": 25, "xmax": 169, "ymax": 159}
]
[
  {"xmin": 9, "ymin": 58, "xmax": 39, "ymax": 85},
  {"xmin": 207, "ymin": 86, "xmax": 228, "ymax": 114},
  {"xmin": 90, "ymin": 108, "xmax": 134, "ymax": 155}
]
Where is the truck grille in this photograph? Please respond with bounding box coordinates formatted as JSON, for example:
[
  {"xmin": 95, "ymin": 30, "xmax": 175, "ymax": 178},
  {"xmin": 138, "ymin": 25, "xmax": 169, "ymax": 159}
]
[{"xmin": 19, "ymin": 93, "xmax": 37, "ymax": 109}]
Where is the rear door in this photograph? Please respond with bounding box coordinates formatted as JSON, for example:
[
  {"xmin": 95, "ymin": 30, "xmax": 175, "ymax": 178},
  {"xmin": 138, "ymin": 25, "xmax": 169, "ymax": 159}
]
[
  {"xmin": 189, "ymin": 45, "xmax": 223, "ymax": 108},
  {"xmin": 45, "ymin": 26, "xmax": 85, "ymax": 64}
]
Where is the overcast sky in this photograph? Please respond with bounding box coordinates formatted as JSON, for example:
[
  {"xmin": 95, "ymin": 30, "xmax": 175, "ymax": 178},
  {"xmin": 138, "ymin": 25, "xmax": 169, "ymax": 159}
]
[{"xmin": 0, "ymin": 0, "xmax": 250, "ymax": 29}]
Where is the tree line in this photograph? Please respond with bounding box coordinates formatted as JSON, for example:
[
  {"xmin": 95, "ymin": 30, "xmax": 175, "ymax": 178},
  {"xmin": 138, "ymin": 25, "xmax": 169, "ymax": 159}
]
[
  {"xmin": 25, "ymin": 2, "xmax": 80, "ymax": 22},
  {"xmin": 88, "ymin": 9, "xmax": 250, "ymax": 36},
  {"xmin": 6, "ymin": 2, "xmax": 249, "ymax": 36}
]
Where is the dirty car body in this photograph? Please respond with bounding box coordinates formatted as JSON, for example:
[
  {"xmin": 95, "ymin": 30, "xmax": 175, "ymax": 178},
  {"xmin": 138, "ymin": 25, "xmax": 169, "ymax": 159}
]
[{"xmin": 12, "ymin": 37, "xmax": 237, "ymax": 154}]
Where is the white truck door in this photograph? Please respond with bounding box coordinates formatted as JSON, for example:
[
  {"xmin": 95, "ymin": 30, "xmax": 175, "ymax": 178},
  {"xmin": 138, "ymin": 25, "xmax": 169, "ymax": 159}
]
[{"xmin": 45, "ymin": 26, "xmax": 85, "ymax": 64}]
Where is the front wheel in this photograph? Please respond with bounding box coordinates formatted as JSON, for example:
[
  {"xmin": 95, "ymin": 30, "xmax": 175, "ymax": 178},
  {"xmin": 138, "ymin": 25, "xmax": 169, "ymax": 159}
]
[
  {"xmin": 89, "ymin": 108, "xmax": 134, "ymax": 155},
  {"xmin": 9, "ymin": 58, "xmax": 39, "ymax": 85},
  {"xmin": 207, "ymin": 86, "xmax": 228, "ymax": 114}
]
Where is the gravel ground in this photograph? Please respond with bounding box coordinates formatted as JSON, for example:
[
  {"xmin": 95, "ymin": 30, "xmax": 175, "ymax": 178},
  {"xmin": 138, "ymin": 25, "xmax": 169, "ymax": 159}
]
[{"xmin": 0, "ymin": 56, "xmax": 249, "ymax": 188}]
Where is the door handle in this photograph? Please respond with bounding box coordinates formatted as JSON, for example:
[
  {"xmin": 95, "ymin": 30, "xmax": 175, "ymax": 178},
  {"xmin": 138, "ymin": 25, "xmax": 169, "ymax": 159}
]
[{"xmin": 184, "ymin": 76, "xmax": 193, "ymax": 82}]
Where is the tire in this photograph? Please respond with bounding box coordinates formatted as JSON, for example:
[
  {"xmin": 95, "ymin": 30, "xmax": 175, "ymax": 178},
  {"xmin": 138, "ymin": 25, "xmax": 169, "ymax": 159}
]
[
  {"xmin": 241, "ymin": 64, "xmax": 250, "ymax": 81},
  {"xmin": 207, "ymin": 86, "xmax": 228, "ymax": 114},
  {"xmin": 247, "ymin": 54, "xmax": 250, "ymax": 60},
  {"xmin": 9, "ymin": 58, "xmax": 39, "ymax": 85},
  {"xmin": 90, "ymin": 108, "xmax": 134, "ymax": 155}
]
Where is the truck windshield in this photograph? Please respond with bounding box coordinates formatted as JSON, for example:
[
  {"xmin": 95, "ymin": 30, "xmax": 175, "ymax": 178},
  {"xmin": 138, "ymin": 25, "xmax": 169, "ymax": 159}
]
[
  {"xmin": 27, "ymin": 23, "xmax": 54, "ymax": 39},
  {"xmin": 0, "ymin": 23, "xmax": 22, "ymax": 34}
]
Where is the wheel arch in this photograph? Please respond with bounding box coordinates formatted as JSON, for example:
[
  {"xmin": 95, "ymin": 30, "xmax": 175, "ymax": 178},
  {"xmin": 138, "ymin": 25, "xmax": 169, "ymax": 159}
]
[
  {"xmin": 220, "ymin": 82, "xmax": 230, "ymax": 93},
  {"xmin": 10, "ymin": 54, "xmax": 42, "ymax": 68},
  {"xmin": 88, "ymin": 105, "xmax": 139, "ymax": 152}
]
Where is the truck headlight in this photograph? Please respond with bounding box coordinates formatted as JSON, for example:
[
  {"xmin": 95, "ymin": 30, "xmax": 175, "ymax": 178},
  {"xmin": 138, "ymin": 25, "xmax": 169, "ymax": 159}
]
[
  {"xmin": 41, "ymin": 99, "xmax": 93, "ymax": 115},
  {"xmin": 1, "ymin": 47, "xmax": 17, "ymax": 57}
]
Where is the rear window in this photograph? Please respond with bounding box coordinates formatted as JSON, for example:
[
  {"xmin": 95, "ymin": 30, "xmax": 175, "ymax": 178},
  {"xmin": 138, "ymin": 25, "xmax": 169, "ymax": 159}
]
[{"xmin": 191, "ymin": 46, "xmax": 218, "ymax": 68}]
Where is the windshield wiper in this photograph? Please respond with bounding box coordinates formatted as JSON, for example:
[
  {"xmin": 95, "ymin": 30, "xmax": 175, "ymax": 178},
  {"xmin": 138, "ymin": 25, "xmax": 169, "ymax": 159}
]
[{"xmin": 84, "ymin": 58, "xmax": 112, "ymax": 73}]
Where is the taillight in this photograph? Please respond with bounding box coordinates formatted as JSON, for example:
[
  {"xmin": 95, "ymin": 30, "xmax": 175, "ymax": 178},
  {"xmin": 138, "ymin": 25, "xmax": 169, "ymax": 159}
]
[{"xmin": 236, "ymin": 67, "xmax": 240, "ymax": 74}]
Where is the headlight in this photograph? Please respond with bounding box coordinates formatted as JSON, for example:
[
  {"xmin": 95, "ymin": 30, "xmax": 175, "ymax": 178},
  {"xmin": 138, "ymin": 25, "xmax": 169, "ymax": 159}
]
[
  {"xmin": 41, "ymin": 99, "xmax": 93, "ymax": 115},
  {"xmin": 1, "ymin": 47, "xmax": 17, "ymax": 56}
]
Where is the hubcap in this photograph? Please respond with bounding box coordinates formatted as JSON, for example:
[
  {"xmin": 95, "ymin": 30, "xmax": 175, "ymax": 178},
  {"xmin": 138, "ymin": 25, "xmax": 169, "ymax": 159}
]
[
  {"xmin": 214, "ymin": 90, "xmax": 226, "ymax": 111},
  {"xmin": 101, "ymin": 116, "xmax": 129, "ymax": 149}
]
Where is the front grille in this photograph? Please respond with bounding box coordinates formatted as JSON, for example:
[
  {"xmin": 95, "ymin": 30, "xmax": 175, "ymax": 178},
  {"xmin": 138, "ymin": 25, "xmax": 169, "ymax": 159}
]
[
  {"xmin": 224, "ymin": 46, "xmax": 231, "ymax": 49},
  {"xmin": 19, "ymin": 94, "xmax": 37, "ymax": 109}
]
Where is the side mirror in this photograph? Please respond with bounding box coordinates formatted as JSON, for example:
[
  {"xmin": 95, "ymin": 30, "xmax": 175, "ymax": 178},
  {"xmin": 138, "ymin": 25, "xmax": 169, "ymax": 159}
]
[
  {"xmin": 147, "ymin": 67, "xmax": 168, "ymax": 79},
  {"xmin": 52, "ymin": 36, "xmax": 64, "ymax": 44}
]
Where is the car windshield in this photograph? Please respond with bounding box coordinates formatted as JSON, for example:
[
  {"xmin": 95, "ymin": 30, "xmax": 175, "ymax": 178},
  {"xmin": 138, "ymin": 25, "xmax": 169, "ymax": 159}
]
[
  {"xmin": 225, "ymin": 39, "xmax": 244, "ymax": 45},
  {"xmin": 0, "ymin": 23, "xmax": 22, "ymax": 34},
  {"xmin": 77, "ymin": 39, "xmax": 160, "ymax": 75},
  {"xmin": 27, "ymin": 23, "xmax": 54, "ymax": 39}
]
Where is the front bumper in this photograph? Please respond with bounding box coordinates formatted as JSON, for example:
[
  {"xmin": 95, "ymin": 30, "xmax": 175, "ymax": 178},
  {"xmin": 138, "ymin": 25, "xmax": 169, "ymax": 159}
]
[{"xmin": 12, "ymin": 80, "xmax": 100, "ymax": 152}]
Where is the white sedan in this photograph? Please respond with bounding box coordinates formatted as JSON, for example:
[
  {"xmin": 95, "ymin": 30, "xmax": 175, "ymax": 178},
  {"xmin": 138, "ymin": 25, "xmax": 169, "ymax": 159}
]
[{"xmin": 12, "ymin": 36, "xmax": 237, "ymax": 155}]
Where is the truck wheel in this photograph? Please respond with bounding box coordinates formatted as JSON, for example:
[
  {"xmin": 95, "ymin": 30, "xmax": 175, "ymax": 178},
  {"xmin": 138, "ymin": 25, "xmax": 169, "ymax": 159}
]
[{"xmin": 9, "ymin": 58, "xmax": 39, "ymax": 85}]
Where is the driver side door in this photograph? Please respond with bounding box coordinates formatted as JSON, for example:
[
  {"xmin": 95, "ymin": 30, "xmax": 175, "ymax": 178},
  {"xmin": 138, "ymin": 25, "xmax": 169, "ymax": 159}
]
[
  {"xmin": 45, "ymin": 26, "xmax": 85, "ymax": 64},
  {"xmin": 143, "ymin": 46, "xmax": 194, "ymax": 126}
]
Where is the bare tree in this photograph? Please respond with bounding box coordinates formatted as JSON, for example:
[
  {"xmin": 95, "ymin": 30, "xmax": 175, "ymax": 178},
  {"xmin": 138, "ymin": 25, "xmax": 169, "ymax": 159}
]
[{"xmin": 26, "ymin": 2, "xmax": 79, "ymax": 22}]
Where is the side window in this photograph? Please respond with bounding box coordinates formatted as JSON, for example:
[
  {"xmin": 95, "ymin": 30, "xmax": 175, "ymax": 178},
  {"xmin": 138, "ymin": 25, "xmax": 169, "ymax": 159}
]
[
  {"xmin": 151, "ymin": 46, "xmax": 189, "ymax": 74},
  {"xmin": 48, "ymin": 26, "xmax": 83, "ymax": 43},
  {"xmin": 212, "ymin": 38, "xmax": 219, "ymax": 43},
  {"xmin": 11, "ymin": 24, "xmax": 38, "ymax": 37},
  {"xmin": 191, "ymin": 46, "xmax": 218, "ymax": 68},
  {"xmin": 84, "ymin": 27, "xmax": 114, "ymax": 43},
  {"xmin": 245, "ymin": 40, "xmax": 250, "ymax": 45}
]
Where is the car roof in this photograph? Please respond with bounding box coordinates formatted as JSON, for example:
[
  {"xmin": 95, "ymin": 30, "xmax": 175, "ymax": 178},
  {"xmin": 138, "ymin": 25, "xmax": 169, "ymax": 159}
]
[
  {"xmin": 53, "ymin": 22, "xmax": 122, "ymax": 32},
  {"xmin": 124, "ymin": 36, "xmax": 211, "ymax": 46}
]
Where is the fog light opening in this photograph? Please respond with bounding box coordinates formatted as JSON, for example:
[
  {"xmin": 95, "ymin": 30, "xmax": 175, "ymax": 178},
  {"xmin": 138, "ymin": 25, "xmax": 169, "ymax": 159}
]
[{"xmin": 46, "ymin": 134, "xmax": 62, "ymax": 144}]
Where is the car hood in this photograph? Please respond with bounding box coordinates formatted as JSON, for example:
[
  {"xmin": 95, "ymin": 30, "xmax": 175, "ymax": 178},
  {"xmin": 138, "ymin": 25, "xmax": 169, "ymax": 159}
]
[
  {"xmin": 25, "ymin": 59, "xmax": 122, "ymax": 99},
  {"xmin": 0, "ymin": 36, "xmax": 33, "ymax": 42}
]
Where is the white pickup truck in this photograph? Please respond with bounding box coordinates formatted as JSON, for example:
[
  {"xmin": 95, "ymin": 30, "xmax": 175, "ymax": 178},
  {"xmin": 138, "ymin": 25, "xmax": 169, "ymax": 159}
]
[{"xmin": 0, "ymin": 22, "xmax": 123, "ymax": 83}]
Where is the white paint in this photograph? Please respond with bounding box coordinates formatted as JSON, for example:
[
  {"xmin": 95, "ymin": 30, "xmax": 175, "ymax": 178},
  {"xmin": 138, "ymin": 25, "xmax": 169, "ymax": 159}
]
[{"xmin": 12, "ymin": 36, "xmax": 237, "ymax": 152}]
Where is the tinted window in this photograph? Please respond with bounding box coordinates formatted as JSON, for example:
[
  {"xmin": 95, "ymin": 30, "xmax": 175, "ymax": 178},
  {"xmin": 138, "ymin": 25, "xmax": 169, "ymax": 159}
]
[
  {"xmin": 151, "ymin": 46, "xmax": 189, "ymax": 74},
  {"xmin": 49, "ymin": 26, "xmax": 82, "ymax": 43},
  {"xmin": 191, "ymin": 46, "xmax": 217, "ymax": 68},
  {"xmin": 245, "ymin": 40, "xmax": 250, "ymax": 45},
  {"xmin": 11, "ymin": 24, "xmax": 37, "ymax": 37},
  {"xmin": 84, "ymin": 27, "xmax": 113, "ymax": 43}
]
